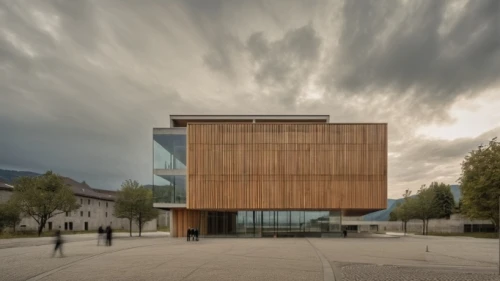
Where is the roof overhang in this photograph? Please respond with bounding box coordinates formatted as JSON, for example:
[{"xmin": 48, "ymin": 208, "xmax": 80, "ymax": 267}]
[{"xmin": 169, "ymin": 115, "xmax": 330, "ymax": 127}]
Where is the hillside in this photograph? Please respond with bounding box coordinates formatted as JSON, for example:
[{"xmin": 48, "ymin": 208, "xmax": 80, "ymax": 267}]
[
  {"xmin": 362, "ymin": 185, "xmax": 462, "ymax": 221},
  {"xmin": 0, "ymin": 169, "xmax": 40, "ymax": 183}
]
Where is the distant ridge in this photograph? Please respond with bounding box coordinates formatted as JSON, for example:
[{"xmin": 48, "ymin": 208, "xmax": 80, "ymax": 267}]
[
  {"xmin": 0, "ymin": 169, "xmax": 40, "ymax": 184},
  {"xmin": 362, "ymin": 185, "xmax": 462, "ymax": 221}
]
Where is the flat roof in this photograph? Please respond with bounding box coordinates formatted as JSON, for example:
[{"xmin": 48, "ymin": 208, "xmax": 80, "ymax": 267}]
[{"xmin": 169, "ymin": 115, "xmax": 330, "ymax": 127}]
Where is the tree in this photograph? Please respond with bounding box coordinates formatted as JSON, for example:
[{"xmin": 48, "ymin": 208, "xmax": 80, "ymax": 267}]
[
  {"xmin": 429, "ymin": 182, "xmax": 454, "ymax": 219},
  {"xmin": 114, "ymin": 180, "xmax": 159, "ymax": 237},
  {"xmin": 393, "ymin": 189, "xmax": 414, "ymax": 235},
  {"xmin": 0, "ymin": 201, "xmax": 22, "ymax": 232},
  {"xmin": 459, "ymin": 137, "xmax": 500, "ymax": 231},
  {"xmin": 134, "ymin": 188, "xmax": 159, "ymax": 237},
  {"xmin": 411, "ymin": 185, "xmax": 436, "ymax": 235},
  {"xmin": 12, "ymin": 171, "xmax": 80, "ymax": 236}
]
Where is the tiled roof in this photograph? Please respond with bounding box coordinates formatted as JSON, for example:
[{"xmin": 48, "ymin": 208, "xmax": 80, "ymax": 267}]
[
  {"xmin": 62, "ymin": 177, "xmax": 116, "ymax": 201},
  {"xmin": 0, "ymin": 178, "xmax": 117, "ymax": 201}
]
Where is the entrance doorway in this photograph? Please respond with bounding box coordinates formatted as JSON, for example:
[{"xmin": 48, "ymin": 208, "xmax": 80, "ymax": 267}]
[
  {"xmin": 48, "ymin": 222, "xmax": 53, "ymax": 231},
  {"xmin": 84, "ymin": 222, "xmax": 88, "ymax": 231}
]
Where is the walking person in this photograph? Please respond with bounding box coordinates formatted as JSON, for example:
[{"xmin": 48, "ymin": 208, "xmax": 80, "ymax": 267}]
[
  {"xmin": 187, "ymin": 227, "xmax": 191, "ymax": 241},
  {"xmin": 194, "ymin": 228, "xmax": 199, "ymax": 241},
  {"xmin": 97, "ymin": 226, "xmax": 104, "ymax": 246},
  {"xmin": 52, "ymin": 227, "xmax": 64, "ymax": 258},
  {"xmin": 106, "ymin": 224, "xmax": 113, "ymax": 246}
]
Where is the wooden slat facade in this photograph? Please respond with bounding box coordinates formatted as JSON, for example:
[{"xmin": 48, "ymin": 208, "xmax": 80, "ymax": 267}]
[
  {"xmin": 186, "ymin": 123, "xmax": 387, "ymax": 211},
  {"xmin": 172, "ymin": 209, "xmax": 206, "ymax": 238}
]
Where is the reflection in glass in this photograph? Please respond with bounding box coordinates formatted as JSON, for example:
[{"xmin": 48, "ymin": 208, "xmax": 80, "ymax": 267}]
[
  {"xmin": 202, "ymin": 210, "xmax": 341, "ymax": 237},
  {"xmin": 153, "ymin": 174, "xmax": 186, "ymax": 203},
  {"xmin": 153, "ymin": 134, "xmax": 186, "ymax": 169}
]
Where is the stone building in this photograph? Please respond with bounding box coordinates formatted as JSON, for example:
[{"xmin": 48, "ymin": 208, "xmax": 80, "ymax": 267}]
[{"xmin": 0, "ymin": 178, "xmax": 157, "ymax": 233}]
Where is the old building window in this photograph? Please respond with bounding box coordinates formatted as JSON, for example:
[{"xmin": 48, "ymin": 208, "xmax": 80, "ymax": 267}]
[
  {"xmin": 88, "ymin": 211, "xmax": 91, "ymax": 217},
  {"xmin": 106, "ymin": 202, "xmax": 108, "ymax": 208},
  {"xmin": 65, "ymin": 212, "xmax": 69, "ymax": 217},
  {"xmin": 80, "ymin": 198, "xmax": 83, "ymax": 205},
  {"xmin": 80, "ymin": 211, "xmax": 83, "ymax": 217},
  {"xmin": 88, "ymin": 199, "xmax": 91, "ymax": 205},
  {"xmin": 106, "ymin": 212, "xmax": 108, "ymax": 218},
  {"xmin": 99, "ymin": 201, "xmax": 100, "ymax": 207}
]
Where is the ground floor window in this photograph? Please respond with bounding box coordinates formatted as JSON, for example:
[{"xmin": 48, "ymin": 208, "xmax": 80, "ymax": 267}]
[{"xmin": 199, "ymin": 210, "xmax": 341, "ymax": 237}]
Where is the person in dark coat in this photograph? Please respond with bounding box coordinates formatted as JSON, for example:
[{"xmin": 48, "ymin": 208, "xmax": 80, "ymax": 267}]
[
  {"xmin": 106, "ymin": 225, "xmax": 113, "ymax": 246},
  {"xmin": 194, "ymin": 228, "xmax": 199, "ymax": 241},
  {"xmin": 343, "ymin": 229, "xmax": 347, "ymax": 238},
  {"xmin": 187, "ymin": 227, "xmax": 191, "ymax": 241},
  {"xmin": 52, "ymin": 227, "xmax": 64, "ymax": 257},
  {"xmin": 97, "ymin": 226, "xmax": 104, "ymax": 246}
]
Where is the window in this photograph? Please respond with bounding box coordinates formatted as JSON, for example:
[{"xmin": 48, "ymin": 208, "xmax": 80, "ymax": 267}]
[
  {"xmin": 88, "ymin": 211, "xmax": 91, "ymax": 218},
  {"xmin": 88, "ymin": 199, "xmax": 91, "ymax": 205},
  {"xmin": 105, "ymin": 212, "xmax": 108, "ymax": 218},
  {"xmin": 99, "ymin": 202, "xmax": 100, "ymax": 207},
  {"xmin": 65, "ymin": 212, "xmax": 69, "ymax": 217},
  {"xmin": 80, "ymin": 211, "xmax": 83, "ymax": 217},
  {"xmin": 80, "ymin": 198, "xmax": 83, "ymax": 205},
  {"xmin": 106, "ymin": 202, "xmax": 108, "ymax": 208}
]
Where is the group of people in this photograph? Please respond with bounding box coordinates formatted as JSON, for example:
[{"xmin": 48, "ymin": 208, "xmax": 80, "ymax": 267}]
[
  {"xmin": 98, "ymin": 225, "xmax": 113, "ymax": 246},
  {"xmin": 187, "ymin": 227, "xmax": 199, "ymax": 241}
]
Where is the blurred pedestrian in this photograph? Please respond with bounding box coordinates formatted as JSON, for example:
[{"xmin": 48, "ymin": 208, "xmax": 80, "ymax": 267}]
[
  {"xmin": 106, "ymin": 224, "xmax": 113, "ymax": 246},
  {"xmin": 187, "ymin": 227, "xmax": 191, "ymax": 241},
  {"xmin": 194, "ymin": 228, "xmax": 199, "ymax": 241},
  {"xmin": 97, "ymin": 226, "xmax": 104, "ymax": 246},
  {"xmin": 52, "ymin": 227, "xmax": 64, "ymax": 257}
]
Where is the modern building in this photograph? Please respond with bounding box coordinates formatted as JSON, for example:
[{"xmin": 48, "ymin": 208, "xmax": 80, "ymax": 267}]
[
  {"xmin": 0, "ymin": 178, "xmax": 158, "ymax": 233},
  {"xmin": 153, "ymin": 115, "xmax": 388, "ymax": 237}
]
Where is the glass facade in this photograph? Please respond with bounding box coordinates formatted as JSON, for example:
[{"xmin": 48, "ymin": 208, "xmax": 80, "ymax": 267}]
[
  {"xmin": 153, "ymin": 174, "xmax": 186, "ymax": 204},
  {"xmin": 153, "ymin": 134, "xmax": 186, "ymax": 170},
  {"xmin": 201, "ymin": 210, "xmax": 341, "ymax": 237}
]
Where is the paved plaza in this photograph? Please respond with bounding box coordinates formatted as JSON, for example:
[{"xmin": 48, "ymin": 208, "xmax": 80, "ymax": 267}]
[{"xmin": 0, "ymin": 233, "xmax": 499, "ymax": 281}]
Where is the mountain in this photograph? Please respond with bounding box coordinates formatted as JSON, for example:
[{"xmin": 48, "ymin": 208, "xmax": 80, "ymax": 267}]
[
  {"xmin": 362, "ymin": 185, "xmax": 462, "ymax": 221},
  {"xmin": 0, "ymin": 169, "xmax": 40, "ymax": 184}
]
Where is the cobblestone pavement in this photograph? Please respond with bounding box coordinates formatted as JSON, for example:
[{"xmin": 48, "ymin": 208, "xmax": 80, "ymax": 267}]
[{"xmin": 339, "ymin": 263, "xmax": 500, "ymax": 281}]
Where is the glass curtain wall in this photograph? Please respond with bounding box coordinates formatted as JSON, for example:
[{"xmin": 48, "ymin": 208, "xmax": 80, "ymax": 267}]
[
  {"xmin": 153, "ymin": 131, "xmax": 186, "ymax": 204},
  {"xmin": 153, "ymin": 134, "xmax": 186, "ymax": 170},
  {"xmin": 153, "ymin": 174, "xmax": 186, "ymax": 204},
  {"xmin": 205, "ymin": 210, "xmax": 341, "ymax": 237}
]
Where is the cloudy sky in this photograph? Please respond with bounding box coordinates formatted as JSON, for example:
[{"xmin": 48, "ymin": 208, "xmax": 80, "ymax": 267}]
[{"xmin": 1, "ymin": 0, "xmax": 499, "ymax": 198}]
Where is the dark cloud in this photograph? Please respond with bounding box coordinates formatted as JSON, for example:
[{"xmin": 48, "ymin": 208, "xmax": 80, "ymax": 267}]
[
  {"xmin": 0, "ymin": 0, "xmax": 498, "ymax": 197},
  {"xmin": 327, "ymin": 0, "xmax": 500, "ymax": 116},
  {"xmin": 246, "ymin": 24, "xmax": 322, "ymax": 107}
]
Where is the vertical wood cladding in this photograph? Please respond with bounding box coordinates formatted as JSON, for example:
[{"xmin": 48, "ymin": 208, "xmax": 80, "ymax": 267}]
[
  {"xmin": 173, "ymin": 209, "xmax": 206, "ymax": 237},
  {"xmin": 187, "ymin": 123, "xmax": 387, "ymax": 210}
]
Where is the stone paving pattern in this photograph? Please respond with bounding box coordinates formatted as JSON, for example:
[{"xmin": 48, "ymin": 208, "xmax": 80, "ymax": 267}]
[
  {"xmin": 339, "ymin": 264, "xmax": 500, "ymax": 281},
  {"xmin": 0, "ymin": 233, "xmax": 498, "ymax": 281}
]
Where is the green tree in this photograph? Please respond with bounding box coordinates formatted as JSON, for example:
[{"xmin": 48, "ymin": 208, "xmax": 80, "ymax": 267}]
[
  {"xmin": 429, "ymin": 182, "xmax": 454, "ymax": 219},
  {"xmin": 459, "ymin": 137, "xmax": 500, "ymax": 231},
  {"xmin": 411, "ymin": 185, "xmax": 436, "ymax": 235},
  {"xmin": 12, "ymin": 171, "xmax": 80, "ymax": 236},
  {"xmin": 0, "ymin": 200, "xmax": 22, "ymax": 232},
  {"xmin": 389, "ymin": 209, "xmax": 398, "ymax": 221},
  {"xmin": 134, "ymin": 188, "xmax": 159, "ymax": 237},
  {"xmin": 114, "ymin": 180, "xmax": 159, "ymax": 237},
  {"xmin": 394, "ymin": 189, "xmax": 414, "ymax": 235}
]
